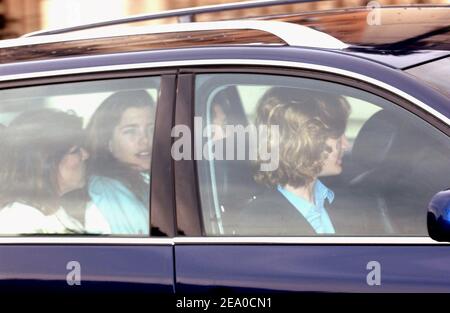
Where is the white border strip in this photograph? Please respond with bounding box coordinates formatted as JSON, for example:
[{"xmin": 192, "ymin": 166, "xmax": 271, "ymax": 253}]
[
  {"xmin": 0, "ymin": 236, "xmax": 445, "ymax": 245},
  {"xmin": 1, "ymin": 59, "xmax": 449, "ymax": 126}
]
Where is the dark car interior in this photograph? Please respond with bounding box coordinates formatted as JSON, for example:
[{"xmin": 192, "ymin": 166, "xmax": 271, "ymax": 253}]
[{"xmin": 331, "ymin": 108, "xmax": 450, "ymax": 235}]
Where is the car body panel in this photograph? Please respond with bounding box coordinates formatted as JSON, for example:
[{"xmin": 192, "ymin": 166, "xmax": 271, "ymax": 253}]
[
  {"xmin": 1, "ymin": 47, "xmax": 449, "ymax": 117},
  {"xmin": 175, "ymin": 244, "xmax": 450, "ymax": 292},
  {"xmin": 342, "ymin": 49, "xmax": 450, "ymax": 69},
  {"xmin": 0, "ymin": 244, "xmax": 174, "ymax": 293}
]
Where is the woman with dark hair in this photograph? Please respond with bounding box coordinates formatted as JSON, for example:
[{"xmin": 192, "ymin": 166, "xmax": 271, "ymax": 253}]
[
  {"xmin": 237, "ymin": 87, "xmax": 350, "ymax": 235},
  {"xmin": 0, "ymin": 109, "xmax": 89, "ymax": 234},
  {"xmin": 209, "ymin": 87, "xmax": 248, "ymax": 142},
  {"xmin": 84, "ymin": 90, "xmax": 155, "ymax": 235}
]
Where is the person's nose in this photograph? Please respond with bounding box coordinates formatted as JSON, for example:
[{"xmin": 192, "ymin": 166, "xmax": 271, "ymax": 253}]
[{"xmin": 138, "ymin": 129, "xmax": 150, "ymax": 147}]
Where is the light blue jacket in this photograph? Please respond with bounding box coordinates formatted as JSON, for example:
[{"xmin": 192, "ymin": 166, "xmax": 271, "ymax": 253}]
[{"xmin": 88, "ymin": 175, "xmax": 149, "ymax": 235}]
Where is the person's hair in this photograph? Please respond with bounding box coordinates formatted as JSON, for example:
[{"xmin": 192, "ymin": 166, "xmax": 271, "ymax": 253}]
[
  {"xmin": 0, "ymin": 108, "xmax": 85, "ymax": 214},
  {"xmin": 210, "ymin": 87, "xmax": 248, "ymax": 127},
  {"xmin": 254, "ymin": 87, "xmax": 350, "ymax": 188},
  {"xmin": 86, "ymin": 90, "xmax": 155, "ymax": 203}
]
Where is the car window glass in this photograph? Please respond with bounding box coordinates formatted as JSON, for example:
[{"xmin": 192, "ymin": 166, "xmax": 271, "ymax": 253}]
[
  {"xmin": 195, "ymin": 73, "xmax": 450, "ymax": 237},
  {"xmin": 406, "ymin": 56, "xmax": 450, "ymax": 97},
  {"xmin": 0, "ymin": 76, "xmax": 160, "ymax": 237}
]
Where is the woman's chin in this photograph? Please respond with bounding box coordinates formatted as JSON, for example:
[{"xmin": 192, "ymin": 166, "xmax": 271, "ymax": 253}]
[{"xmin": 320, "ymin": 166, "xmax": 342, "ymax": 177}]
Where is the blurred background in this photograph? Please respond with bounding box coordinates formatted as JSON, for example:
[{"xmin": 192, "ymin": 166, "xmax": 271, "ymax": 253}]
[{"xmin": 0, "ymin": 0, "xmax": 449, "ymax": 39}]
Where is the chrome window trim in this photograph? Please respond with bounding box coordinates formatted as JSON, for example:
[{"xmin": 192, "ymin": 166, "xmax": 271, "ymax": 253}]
[
  {"xmin": 0, "ymin": 236, "xmax": 447, "ymax": 245},
  {"xmin": 173, "ymin": 237, "xmax": 448, "ymax": 244},
  {"xmin": 0, "ymin": 237, "xmax": 173, "ymax": 245},
  {"xmin": 1, "ymin": 59, "xmax": 448, "ymax": 126}
]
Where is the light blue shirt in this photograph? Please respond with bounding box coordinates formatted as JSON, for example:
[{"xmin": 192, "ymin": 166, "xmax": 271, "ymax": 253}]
[
  {"xmin": 88, "ymin": 173, "xmax": 150, "ymax": 235},
  {"xmin": 277, "ymin": 180, "xmax": 335, "ymax": 234}
]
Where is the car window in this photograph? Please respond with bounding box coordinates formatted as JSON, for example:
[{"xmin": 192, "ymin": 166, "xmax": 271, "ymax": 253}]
[
  {"xmin": 406, "ymin": 56, "xmax": 450, "ymax": 97},
  {"xmin": 195, "ymin": 73, "xmax": 450, "ymax": 236},
  {"xmin": 0, "ymin": 76, "xmax": 160, "ymax": 236}
]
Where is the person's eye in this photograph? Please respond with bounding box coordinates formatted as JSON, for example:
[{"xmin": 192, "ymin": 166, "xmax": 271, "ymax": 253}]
[{"xmin": 122, "ymin": 128, "xmax": 138, "ymax": 136}]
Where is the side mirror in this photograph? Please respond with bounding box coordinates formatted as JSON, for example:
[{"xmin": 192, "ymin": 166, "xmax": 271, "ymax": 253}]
[{"xmin": 427, "ymin": 189, "xmax": 450, "ymax": 242}]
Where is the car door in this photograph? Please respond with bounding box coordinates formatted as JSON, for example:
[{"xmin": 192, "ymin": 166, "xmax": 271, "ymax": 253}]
[
  {"xmin": 0, "ymin": 69, "xmax": 176, "ymax": 293},
  {"xmin": 173, "ymin": 67, "xmax": 450, "ymax": 293}
]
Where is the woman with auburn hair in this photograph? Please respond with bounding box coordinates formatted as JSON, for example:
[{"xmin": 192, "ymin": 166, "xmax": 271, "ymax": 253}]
[
  {"xmin": 0, "ymin": 109, "xmax": 89, "ymax": 234},
  {"xmin": 84, "ymin": 90, "xmax": 155, "ymax": 235},
  {"xmin": 237, "ymin": 87, "xmax": 350, "ymax": 235}
]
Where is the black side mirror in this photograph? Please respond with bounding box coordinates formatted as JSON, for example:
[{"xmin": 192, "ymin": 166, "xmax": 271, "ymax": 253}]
[{"xmin": 427, "ymin": 189, "xmax": 450, "ymax": 242}]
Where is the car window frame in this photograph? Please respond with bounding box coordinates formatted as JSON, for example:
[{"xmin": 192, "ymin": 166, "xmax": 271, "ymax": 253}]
[
  {"xmin": 0, "ymin": 67, "xmax": 177, "ymax": 240},
  {"xmin": 1, "ymin": 60, "xmax": 448, "ymax": 244},
  {"xmin": 175, "ymin": 65, "xmax": 450, "ymax": 240}
]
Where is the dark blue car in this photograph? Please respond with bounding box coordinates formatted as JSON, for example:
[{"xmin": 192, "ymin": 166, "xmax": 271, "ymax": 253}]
[{"xmin": 0, "ymin": 1, "xmax": 449, "ymax": 294}]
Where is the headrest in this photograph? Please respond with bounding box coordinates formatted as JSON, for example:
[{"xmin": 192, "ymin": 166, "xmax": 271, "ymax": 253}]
[{"xmin": 351, "ymin": 109, "xmax": 400, "ymax": 171}]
